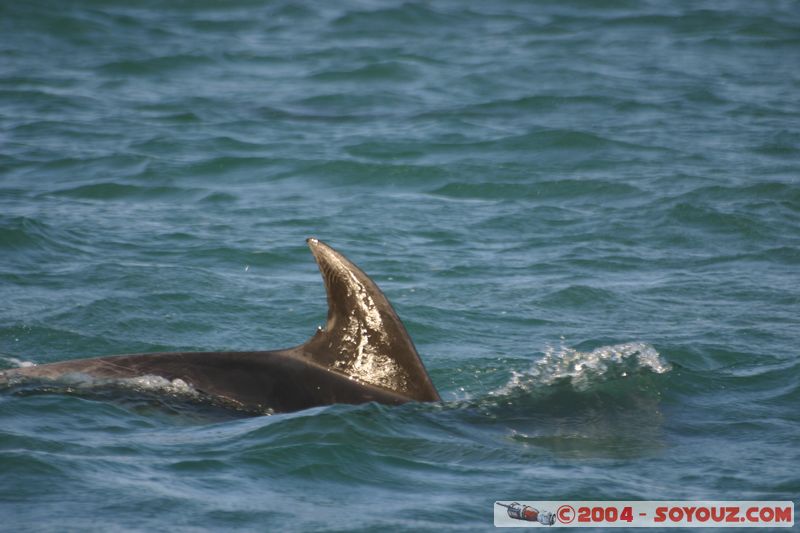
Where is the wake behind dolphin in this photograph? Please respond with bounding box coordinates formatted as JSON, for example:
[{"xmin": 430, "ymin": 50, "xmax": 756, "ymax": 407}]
[{"xmin": 0, "ymin": 239, "xmax": 440, "ymax": 414}]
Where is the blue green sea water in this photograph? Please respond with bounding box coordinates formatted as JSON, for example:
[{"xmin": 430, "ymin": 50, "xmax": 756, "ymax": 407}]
[{"xmin": 1, "ymin": 0, "xmax": 798, "ymax": 531}]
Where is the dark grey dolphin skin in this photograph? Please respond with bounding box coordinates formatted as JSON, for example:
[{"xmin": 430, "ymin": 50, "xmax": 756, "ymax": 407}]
[{"xmin": 0, "ymin": 239, "xmax": 440, "ymax": 413}]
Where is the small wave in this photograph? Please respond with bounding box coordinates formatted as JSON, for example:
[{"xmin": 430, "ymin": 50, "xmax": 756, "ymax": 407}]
[
  {"xmin": 0, "ymin": 216, "xmax": 59, "ymax": 251},
  {"xmin": 494, "ymin": 341, "xmax": 670, "ymax": 395},
  {"xmin": 310, "ymin": 61, "xmax": 420, "ymax": 83},
  {"xmin": 298, "ymin": 159, "xmax": 447, "ymax": 185},
  {"xmin": 665, "ymin": 203, "xmax": 766, "ymax": 239},
  {"xmin": 50, "ymin": 182, "xmax": 195, "ymax": 201},
  {"xmin": 671, "ymin": 181, "xmax": 799, "ymax": 205},
  {"xmin": 540, "ymin": 285, "xmax": 620, "ymax": 308},
  {"xmin": 429, "ymin": 179, "xmax": 642, "ymax": 202},
  {"xmin": 331, "ymin": 4, "xmax": 455, "ymax": 33},
  {"xmin": 474, "ymin": 342, "xmax": 671, "ymax": 457},
  {"xmin": 98, "ymin": 54, "xmax": 211, "ymax": 76}
]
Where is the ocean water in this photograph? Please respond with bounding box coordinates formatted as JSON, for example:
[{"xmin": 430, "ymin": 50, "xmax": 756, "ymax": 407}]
[{"xmin": 1, "ymin": 0, "xmax": 798, "ymax": 530}]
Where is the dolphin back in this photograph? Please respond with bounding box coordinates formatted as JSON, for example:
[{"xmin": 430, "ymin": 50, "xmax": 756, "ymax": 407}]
[{"xmin": 0, "ymin": 239, "xmax": 440, "ymax": 412}]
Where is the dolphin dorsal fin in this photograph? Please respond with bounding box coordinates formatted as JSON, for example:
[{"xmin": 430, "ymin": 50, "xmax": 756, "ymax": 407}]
[{"xmin": 295, "ymin": 238, "xmax": 439, "ymax": 402}]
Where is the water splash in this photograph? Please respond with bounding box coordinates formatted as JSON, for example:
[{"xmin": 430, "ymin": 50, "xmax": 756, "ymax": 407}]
[
  {"xmin": 495, "ymin": 341, "xmax": 670, "ymax": 395},
  {"xmin": 476, "ymin": 342, "xmax": 671, "ymax": 458},
  {"xmin": 116, "ymin": 375, "xmax": 201, "ymax": 399},
  {"xmin": 0, "ymin": 354, "xmax": 37, "ymax": 370},
  {"xmin": 0, "ymin": 367, "xmax": 202, "ymax": 402}
]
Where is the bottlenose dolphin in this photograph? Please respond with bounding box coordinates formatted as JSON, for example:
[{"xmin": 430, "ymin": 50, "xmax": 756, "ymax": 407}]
[{"xmin": 0, "ymin": 239, "xmax": 440, "ymax": 413}]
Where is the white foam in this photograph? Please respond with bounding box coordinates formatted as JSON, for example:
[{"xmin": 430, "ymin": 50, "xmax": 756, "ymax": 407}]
[
  {"xmin": 496, "ymin": 341, "xmax": 670, "ymax": 394},
  {"xmin": 116, "ymin": 375, "xmax": 201, "ymax": 398},
  {"xmin": 1, "ymin": 356, "xmax": 37, "ymax": 368}
]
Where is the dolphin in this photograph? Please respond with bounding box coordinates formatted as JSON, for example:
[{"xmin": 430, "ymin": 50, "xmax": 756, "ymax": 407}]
[{"xmin": 0, "ymin": 238, "xmax": 440, "ymax": 414}]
